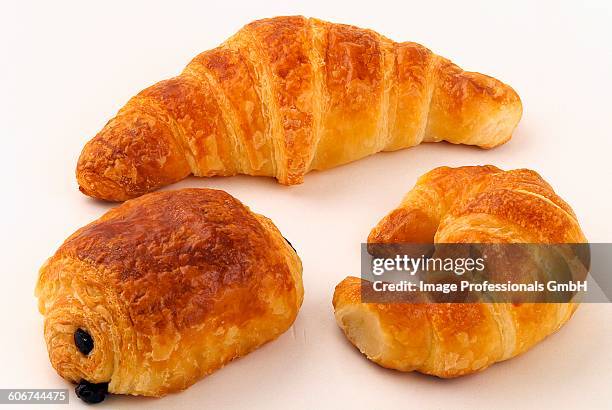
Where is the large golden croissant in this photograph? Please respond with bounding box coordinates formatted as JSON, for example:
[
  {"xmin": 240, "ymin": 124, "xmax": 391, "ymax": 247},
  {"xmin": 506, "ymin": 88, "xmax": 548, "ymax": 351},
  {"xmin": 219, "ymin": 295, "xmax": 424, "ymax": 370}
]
[
  {"xmin": 35, "ymin": 188, "xmax": 303, "ymax": 401},
  {"xmin": 333, "ymin": 166, "xmax": 586, "ymax": 377},
  {"xmin": 77, "ymin": 16, "xmax": 522, "ymax": 201}
]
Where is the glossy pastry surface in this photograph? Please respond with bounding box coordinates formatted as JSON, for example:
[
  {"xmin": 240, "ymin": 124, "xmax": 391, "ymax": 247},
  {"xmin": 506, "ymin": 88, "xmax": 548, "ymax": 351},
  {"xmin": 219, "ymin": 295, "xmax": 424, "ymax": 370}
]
[
  {"xmin": 77, "ymin": 16, "xmax": 522, "ymax": 201},
  {"xmin": 334, "ymin": 166, "xmax": 586, "ymax": 377},
  {"xmin": 36, "ymin": 188, "xmax": 303, "ymax": 397}
]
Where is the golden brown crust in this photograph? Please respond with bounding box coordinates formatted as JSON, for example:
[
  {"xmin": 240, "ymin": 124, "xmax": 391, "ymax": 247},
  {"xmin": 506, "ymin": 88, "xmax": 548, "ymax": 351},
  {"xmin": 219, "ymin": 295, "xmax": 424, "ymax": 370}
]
[
  {"xmin": 244, "ymin": 16, "xmax": 316, "ymax": 184},
  {"xmin": 138, "ymin": 75, "xmax": 235, "ymax": 177},
  {"xmin": 310, "ymin": 19, "xmax": 386, "ymax": 169},
  {"xmin": 336, "ymin": 166, "xmax": 585, "ymax": 377},
  {"xmin": 76, "ymin": 103, "xmax": 191, "ymax": 201},
  {"xmin": 36, "ymin": 188, "xmax": 303, "ymax": 396},
  {"xmin": 77, "ymin": 16, "xmax": 522, "ymax": 201},
  {"xmin": 186, "ymin": 47, "xmax": 272, "ymax": 176},
  {"xmin": 386, "ymin": 42, "xmax": 435, "ymax": 151}
]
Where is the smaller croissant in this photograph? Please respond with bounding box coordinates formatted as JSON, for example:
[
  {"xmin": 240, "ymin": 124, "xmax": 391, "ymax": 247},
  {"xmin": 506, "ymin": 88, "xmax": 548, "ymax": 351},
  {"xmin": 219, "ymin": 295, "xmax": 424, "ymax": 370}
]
[
  {"xmin": 77, "ymin": 16, "xmax": 522, "ymax": 201},
  {"xmin": 333, "ymin": 166, "xmax": 586, "ymax": 377},
  {"xmin": 36, "ymin": 189, "xmax": 303, "ymax": 399}
]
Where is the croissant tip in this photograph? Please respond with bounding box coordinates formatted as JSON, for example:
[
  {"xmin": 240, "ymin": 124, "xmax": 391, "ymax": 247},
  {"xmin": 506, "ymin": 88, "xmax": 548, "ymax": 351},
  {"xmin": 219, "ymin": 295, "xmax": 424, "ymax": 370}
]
[{"xmin": 76, "ymin": 171, "xmax": 131, "ymax": 202}]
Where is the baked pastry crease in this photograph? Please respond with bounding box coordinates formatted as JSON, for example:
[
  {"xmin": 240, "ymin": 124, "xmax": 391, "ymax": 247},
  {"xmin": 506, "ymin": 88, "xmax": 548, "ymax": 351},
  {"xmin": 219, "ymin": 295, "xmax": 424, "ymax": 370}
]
[
  {"xmin": 333, "ymin": 166, "xmax": 586, "ymax": 377},
  {"xmin": 36, "ymin": 188, "xmax": 303, "ymax": 397},
  {"xmin": 77, "ymin": 16, "xmax": 522, "ymax": 201}
]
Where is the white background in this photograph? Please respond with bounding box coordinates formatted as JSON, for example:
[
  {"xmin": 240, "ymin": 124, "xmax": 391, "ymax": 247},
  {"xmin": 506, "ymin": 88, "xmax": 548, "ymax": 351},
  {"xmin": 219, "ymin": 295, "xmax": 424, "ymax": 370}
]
[{"xmin": 1, "ymin": 0, "xmax": 611, "ymax": 409}]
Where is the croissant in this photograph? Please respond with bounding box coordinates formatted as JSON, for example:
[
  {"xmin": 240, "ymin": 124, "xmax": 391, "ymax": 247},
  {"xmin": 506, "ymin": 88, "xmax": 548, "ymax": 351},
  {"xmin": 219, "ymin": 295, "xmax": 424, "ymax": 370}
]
[
  {"xmin": 333, "ymin": 165, "xmax": 586, "ymax": 377},
  {"xmin": 35, "ymin": 188, "xmax": 303, "ymax": 401},
  {"xmin": 77, "ymin": 16, "xmax": 522, "ymax": 201}
]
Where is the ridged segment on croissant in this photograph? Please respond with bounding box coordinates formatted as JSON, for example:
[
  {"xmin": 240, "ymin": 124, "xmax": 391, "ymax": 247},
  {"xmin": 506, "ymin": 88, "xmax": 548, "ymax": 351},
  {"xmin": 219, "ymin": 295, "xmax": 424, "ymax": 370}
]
[
  {"xmin": 36, "ymin": 189, "xmax": 303, "ymax": 397},
  {"xmin": 77, "ymin": 16, "xmax": 522, "ymax": 201},
  {"xmin": 333, "ymin": 166, "xmax": 586, "ymax": 377}
]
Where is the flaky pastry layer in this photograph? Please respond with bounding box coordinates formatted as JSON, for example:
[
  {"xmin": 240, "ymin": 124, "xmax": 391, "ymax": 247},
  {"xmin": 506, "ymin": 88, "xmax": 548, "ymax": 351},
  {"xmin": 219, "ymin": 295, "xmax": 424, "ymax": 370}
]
[
  {"xmin": 77, "ymin": 16, "xmax": 522, "ymax": 201},
  {"xmin": 36, "ymin": 188, "xmax": 303, "ymax": 396},
  {"xmin": 334, "ymin": 166, "xmax": 585, "ymax": 377}
]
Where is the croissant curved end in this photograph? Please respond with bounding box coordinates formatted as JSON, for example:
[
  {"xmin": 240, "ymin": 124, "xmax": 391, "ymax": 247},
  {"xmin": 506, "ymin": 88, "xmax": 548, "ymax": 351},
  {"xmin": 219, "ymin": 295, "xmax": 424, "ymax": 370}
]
[
  {"xmin": 334, "ymin": 305, "xmax": 387, "ymax": 361},
  {"xmin": 76, "ymin": 108, "xmax": 191, "ymax": 202},
  {"xmin": 76, "ymin": 168, "xmax": 131, "ymax": 202},
  {"xmin": 428, "ymin": 72, "xmax": 523, "ymax": 149},
  {"xmin": 474, "ymin": 80, "xmax": 523, "ymax": 149}
]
